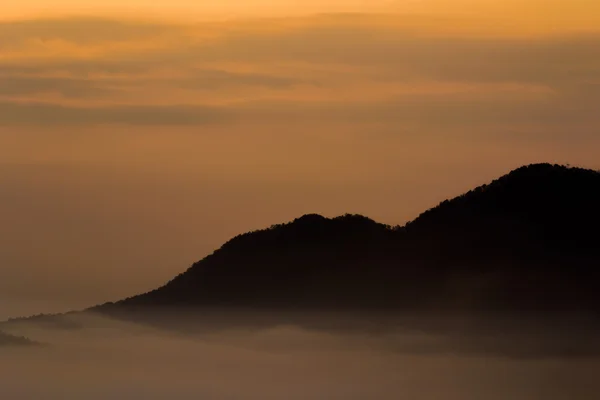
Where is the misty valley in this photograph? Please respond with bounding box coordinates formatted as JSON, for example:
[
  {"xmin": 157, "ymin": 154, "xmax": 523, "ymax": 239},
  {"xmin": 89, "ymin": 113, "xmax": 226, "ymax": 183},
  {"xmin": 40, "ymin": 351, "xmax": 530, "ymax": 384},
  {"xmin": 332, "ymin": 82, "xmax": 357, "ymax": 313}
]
[
  {"xmin": 2, "ymin": 164, "xmax": 599, "ymax": 399},
  {"xmin": 2, "ymin": 310, "xmax": 600, "ymax": 400}
]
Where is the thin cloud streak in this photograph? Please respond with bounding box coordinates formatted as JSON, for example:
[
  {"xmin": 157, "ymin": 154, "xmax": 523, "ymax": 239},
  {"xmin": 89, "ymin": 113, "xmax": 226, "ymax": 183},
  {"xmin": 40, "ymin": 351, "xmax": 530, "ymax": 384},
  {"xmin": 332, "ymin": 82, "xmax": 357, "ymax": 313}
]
[{"xmin": 0, "ymin": 101, "xmax": 231, "ymax": 126}]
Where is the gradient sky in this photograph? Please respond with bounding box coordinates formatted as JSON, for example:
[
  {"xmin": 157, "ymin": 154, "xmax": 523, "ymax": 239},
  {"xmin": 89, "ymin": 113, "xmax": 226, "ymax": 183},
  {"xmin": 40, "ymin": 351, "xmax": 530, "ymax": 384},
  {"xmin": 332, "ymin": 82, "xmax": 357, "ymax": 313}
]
[{"xmin": 1, "ymin": 1, "xmax": 599, "ymax": 318}]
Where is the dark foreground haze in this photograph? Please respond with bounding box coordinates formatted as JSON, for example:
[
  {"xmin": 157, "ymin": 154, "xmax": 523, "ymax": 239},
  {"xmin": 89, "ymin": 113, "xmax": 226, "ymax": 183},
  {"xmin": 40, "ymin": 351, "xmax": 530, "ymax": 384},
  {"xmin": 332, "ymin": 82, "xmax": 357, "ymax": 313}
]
[{"xmin": 2, "ymin": 311, "xmax": 599, "ymax": 400}]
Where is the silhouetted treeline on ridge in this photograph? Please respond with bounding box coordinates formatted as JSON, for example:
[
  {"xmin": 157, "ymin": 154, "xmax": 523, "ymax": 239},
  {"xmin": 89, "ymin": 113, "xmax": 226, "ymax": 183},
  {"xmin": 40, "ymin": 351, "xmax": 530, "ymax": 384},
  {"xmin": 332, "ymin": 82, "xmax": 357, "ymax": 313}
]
[
  {"xmin": 0, "ymin": 331, "xmax": 37, "ymax": 347},
  {"xmin": 92, "ymin": 163, "xmax": 599, "ymax": 315}
]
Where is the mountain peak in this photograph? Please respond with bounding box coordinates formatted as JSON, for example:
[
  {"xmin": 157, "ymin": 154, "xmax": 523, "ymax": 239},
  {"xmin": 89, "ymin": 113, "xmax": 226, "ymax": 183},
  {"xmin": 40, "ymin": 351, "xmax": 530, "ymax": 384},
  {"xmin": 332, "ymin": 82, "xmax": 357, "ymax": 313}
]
[
  {"xmin": 407, "ymin": 162, "xmax": 600, "ymax": 232},
  {"xmin": 503, "ymin": 163, "xmax": 598, "ymax": 181},
  {"xmin": 292, "ymin": 213, "xmax": 327, "ymax": 223}
]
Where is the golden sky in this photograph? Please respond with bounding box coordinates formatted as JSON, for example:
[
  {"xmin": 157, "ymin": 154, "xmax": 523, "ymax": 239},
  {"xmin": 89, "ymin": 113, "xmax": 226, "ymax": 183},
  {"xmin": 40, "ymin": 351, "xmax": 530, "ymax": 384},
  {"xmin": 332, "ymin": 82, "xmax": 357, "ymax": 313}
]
[{"xmin": 0, "ymin": 1, "xmax": 599, "ymax": 317}]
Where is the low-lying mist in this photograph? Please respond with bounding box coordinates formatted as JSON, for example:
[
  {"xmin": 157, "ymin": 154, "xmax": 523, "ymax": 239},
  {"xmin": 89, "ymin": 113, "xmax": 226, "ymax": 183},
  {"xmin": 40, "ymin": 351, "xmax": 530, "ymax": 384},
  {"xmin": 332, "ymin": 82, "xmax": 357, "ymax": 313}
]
[{"xmin": 1, "ymin": 311, "xmax": 599, "ymax": 399}]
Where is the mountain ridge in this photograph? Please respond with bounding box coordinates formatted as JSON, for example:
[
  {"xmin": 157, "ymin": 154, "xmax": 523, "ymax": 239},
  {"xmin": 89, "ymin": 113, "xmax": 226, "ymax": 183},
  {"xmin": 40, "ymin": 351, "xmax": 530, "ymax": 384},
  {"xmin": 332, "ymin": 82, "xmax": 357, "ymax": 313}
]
[{"xmin": 90, "ymin": 163, "xmax": 599, "ymax": 315}]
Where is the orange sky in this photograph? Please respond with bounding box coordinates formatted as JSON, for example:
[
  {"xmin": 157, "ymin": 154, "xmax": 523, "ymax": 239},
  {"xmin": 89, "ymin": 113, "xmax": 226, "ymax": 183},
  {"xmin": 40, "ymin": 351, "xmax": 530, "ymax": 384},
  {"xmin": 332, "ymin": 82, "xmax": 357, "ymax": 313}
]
[
  {"xmin": 3, "ymin": 1, "xmax": 600, "ymax": 35},
  {"xmin": 1, "ymin": 1, "xmax": 599, "ymax": 318}
]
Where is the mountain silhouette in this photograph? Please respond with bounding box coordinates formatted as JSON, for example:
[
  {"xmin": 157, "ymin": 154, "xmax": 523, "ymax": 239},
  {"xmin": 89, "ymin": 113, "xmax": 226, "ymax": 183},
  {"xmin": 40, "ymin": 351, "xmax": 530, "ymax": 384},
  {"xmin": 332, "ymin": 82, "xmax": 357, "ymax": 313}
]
[{"xmin": 92, "ymin": 163, "xmax": 599, "ymax": 316}]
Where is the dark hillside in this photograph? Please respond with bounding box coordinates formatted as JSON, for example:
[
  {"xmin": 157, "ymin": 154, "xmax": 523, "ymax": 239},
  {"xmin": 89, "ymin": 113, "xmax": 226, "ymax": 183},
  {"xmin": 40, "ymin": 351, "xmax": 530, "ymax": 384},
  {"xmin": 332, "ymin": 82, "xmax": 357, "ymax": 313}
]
[{"xmin": 95, "ymin": 164, "xmax": 600, "ymax": 315}]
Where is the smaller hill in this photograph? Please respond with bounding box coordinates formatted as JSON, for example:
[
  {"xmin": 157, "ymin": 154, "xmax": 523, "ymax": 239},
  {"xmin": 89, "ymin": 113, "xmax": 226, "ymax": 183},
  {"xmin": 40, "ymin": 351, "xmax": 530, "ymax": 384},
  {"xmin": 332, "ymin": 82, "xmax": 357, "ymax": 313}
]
[{"xmin": 0, "ymin": 331, "xmax": 37, "ymax": 347}]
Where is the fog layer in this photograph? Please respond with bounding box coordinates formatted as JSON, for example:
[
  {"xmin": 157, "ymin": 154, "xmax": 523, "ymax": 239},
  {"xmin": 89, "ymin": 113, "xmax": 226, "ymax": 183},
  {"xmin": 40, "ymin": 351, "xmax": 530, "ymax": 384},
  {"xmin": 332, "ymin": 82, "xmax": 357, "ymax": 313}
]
[{"xmin": 1, "ymin": 311, "xmax": 599, "ymax": 399}]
